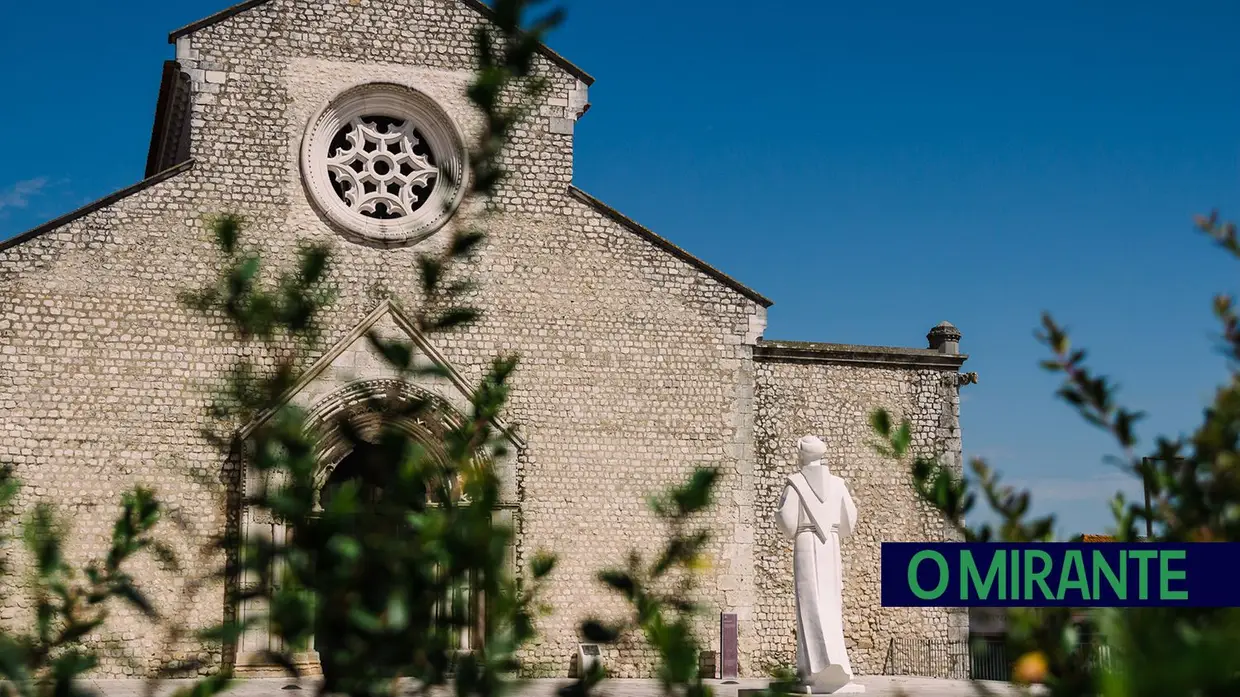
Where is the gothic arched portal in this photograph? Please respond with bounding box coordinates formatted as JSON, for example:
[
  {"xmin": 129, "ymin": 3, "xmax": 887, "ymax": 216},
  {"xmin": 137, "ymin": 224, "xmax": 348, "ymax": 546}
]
[{"xmin": 233, "ymin": 379, "xmax": 518, "ymax": 675}]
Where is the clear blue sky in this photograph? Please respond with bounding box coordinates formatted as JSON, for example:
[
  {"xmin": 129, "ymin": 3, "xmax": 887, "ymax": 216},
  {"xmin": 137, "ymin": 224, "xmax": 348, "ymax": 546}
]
[{"xmin": 1, "ymin": 1, "xmax": 1238, "ymax": 537}]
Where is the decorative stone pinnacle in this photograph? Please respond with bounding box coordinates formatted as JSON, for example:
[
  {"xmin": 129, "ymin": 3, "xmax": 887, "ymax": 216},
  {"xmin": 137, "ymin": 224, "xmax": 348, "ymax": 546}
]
[{"xmin": 927, "ymin": 321, "xmax": 962, "ymax": 354}]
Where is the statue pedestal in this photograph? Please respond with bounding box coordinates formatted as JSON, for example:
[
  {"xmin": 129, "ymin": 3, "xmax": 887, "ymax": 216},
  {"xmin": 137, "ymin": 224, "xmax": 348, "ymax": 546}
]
[
  {"xmin": 802, "ymin": 664, "xmax": 864, "ymax": 694},
  {"xmin": 809, "ymin": 685, "xmax": 865, "ymax": 695},
  {"xmin": 793, "ymin": 684, "xmax": 866, "ymax": 695}
]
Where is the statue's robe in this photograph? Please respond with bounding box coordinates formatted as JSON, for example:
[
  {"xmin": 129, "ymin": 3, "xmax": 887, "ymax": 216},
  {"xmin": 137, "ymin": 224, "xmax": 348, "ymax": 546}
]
[{"xmin": 775, "ymin": 465, "xmax": 859, "ymax": 692}]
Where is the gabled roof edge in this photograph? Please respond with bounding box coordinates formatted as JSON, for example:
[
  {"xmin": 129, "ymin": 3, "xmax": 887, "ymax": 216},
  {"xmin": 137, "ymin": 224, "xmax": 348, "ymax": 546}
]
[
  {"xmin": 237, "ymin": 298, "xmax": 527, "ymax": 449},
  {"xmin": 167, "ymin": 0, "xmax": 270, "ymax": 43},
  {"xmin": 166, "ymin": 0, "xmax": 596, "ymax": 86},
  {"xmin": 566, "ymin": 186, "xmax": 774, "ymax": 309},
  {"xmin": 0, "ymin": 160, "xmax": 196, "ymax": 254},
  {"xmin": 458, "ymin": 0, "xmax": 594, "ymax": 85}
]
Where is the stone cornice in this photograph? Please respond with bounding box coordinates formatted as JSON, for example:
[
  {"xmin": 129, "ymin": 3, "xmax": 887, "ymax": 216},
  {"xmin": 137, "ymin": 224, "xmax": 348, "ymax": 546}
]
[
  {"xmin": 0, "ymin": 160, "xmax": 196, "ymax": 253},
  {"xmin": 754, "ymin": 339, "xmax": 968, "ymax": 370},
  {"xmin": 567, "ymin": 186, "xmax": 774, "ymax": 309},
  {"xmin": 166, "ymin": 0, "xmax": 596, "ymax": 87}
]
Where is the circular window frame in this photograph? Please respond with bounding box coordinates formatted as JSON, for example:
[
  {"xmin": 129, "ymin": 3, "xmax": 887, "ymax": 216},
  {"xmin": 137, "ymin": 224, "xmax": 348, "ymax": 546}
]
[{"xmin": 300, "ymin": 82, "xmax": 470, "ymax": 247}]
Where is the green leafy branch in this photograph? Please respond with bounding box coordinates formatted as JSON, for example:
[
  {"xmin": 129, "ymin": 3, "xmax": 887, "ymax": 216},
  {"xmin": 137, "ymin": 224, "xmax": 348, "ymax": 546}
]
[
  {"xmin": 867, "ymin": 211, "xmax": 1240, "ymax": 697},
  {"xmin": 0, "ymin": 467, "xmax": 166, "ymax": 697}
]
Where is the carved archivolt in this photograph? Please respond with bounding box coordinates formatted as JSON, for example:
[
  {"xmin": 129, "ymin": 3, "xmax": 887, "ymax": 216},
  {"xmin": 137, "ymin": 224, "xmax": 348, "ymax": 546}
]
[
  {"xmin": 235, "ymin": 378, "xmax": 493, "ymax": 664},
  {"xmin": 301, "ymin": 83, "xmax": 468, "ymax": 246},
  {"xmin": 303, "ymin": 378, "xmax": 508, "ymax": 510}
]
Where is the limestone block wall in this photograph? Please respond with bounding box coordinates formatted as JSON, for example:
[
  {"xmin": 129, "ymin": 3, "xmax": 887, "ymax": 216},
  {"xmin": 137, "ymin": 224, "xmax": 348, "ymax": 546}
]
[
  {"xmin": 0, "ymin": 0, "xmax": 777, "ymax": 678},
  {"xmin": 1, "ymin": 0, "xmax": 972, "ymax": 681},
  {"xmin": 0, "ymin": 171, "xmax": 232, "ymax": 676},
  {"xmin": 751, "ymin": 341, "xmax": 970, "ymax": 677},
  {"xmin": 0, "ymin": 182, "xmax": 769, "ymax": 679}
]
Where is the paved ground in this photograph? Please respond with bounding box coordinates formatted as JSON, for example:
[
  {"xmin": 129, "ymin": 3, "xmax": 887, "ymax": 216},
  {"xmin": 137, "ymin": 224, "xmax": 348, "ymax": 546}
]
[{"xmin": 84, "ymin": 677, "xmax": 1035, "ymax": 697}]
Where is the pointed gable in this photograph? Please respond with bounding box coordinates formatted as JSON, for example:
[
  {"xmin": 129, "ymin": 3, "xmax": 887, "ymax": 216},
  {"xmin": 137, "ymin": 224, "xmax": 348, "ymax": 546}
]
[
  {"xmin": 242, "ymin": 298, "xmax": 524, "ymax": 450},
  {"xmin": 166, "ymin": 0, "xmax": 594, "ymax": 86}
]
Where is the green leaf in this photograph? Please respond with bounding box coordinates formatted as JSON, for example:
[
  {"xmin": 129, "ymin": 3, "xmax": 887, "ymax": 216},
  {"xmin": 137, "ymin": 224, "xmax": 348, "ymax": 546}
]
[
  {"xmin": 112, "ymin": 578, "xmax": 157, "ymax": 618},
  {"xmin": 213, "ymin": 215, "xmax": 242, "ymax": 256},
  {"xmin": 232, "ymin": 255, "xmax": 261, "ymax": 292},
  {"xmin": 48, "ymin": 649, "xmax": 96, "ymax": 682},
  {"xmin": 299, "ymin": 243, "xmax": 331, "ymax": 285},
  {"xmin": 196, "ymin": 620, "xmax": 253, "ymax": 646},
  {"xmin": 327, "ymin": 534, "xmax": 362, "ymax": 563},
  {"xmin": 384, "ymin": 593, "xmax": 409, "ymax": 630},
  {"xmin": 670, "ymin": 467, "xmax": 718, "ymax": 517},
  {"xmin": 530, "ymin": 551, "xmax": 557, "ymax": 579},
  {"xmin": 432, "ymin": 307, "xmax": 480, "ymax": 331},
  {"xmin": 58, "ymin": 618, "xmax": 104, "ymax": 645},
  {"xmin": 891, "ymin": 422, "xmax": 912, "ymax": 457},
  {"xmin": 450, "ymin": 229, "xmax": 485, "ymax": 258},
  {"xmin": 419, "ymin": 256, "xmax": 443, "ymax": 294},
  {"xmin": 580, "ymin": 620, "xmax": 621, "ymax": 643},
  {"xmin": 366, "ymin": 333, "xmax": 414, "ymax": 371},
  {"xmin": 869, "ymin": 408, "xmax": 892, "ymax": 436},
  {"xmin": 598, "ymin": 570, "xmax": 635, "ymax": 596},
  {"xmin": 347, "ymin": 606, "xmax": 385, "ymax": 633}
]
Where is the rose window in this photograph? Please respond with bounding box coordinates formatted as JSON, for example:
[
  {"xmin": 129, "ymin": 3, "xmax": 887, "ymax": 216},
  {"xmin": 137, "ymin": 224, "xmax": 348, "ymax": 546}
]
[
  {"xmin": 301, "ymin": 83, "xmax": 468, "ymax": 246},
  {"xmin": 327, "ymin": 116, "xmax": 438, "ymax": 220}
]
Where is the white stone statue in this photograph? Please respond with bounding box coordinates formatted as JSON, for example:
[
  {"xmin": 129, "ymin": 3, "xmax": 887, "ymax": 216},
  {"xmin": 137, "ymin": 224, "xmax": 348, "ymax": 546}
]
[{"xmin": 775, "ymin": 436, "xmax": 864, "ymax": 694}]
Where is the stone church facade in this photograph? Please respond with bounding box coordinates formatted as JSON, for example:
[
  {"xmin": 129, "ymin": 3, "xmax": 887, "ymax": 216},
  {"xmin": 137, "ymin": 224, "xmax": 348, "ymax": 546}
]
[{"xmin": 0, "ymin": 0, "xmax": 970, "ymax": 680}]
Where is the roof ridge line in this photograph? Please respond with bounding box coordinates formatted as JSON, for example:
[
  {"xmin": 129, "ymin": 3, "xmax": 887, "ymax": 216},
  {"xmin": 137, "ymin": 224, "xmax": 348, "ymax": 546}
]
[
  {"xmin": 566, "ymin": 186, "xmax": 774, "ymax": 309},
  {"xmin": 166, "ymin": 0, "xmax": 595, "ymax": 86},
  {"xmin": 167, "ymin": 0, "xmax": 268, "ymax": 43},
  {"xmin": 0, "ymin": 160, "xmax": 196, "ymax": 253}
]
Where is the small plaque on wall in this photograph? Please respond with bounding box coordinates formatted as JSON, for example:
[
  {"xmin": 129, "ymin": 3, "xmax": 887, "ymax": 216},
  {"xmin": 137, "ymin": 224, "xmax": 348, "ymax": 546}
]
[{"xmin": 720, "ymin": 612, "xmax": 738, "ymax": 679}]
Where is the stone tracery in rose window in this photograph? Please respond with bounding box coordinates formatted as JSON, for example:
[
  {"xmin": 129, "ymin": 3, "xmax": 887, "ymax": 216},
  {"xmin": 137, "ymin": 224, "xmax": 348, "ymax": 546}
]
[{"xmin": 326, "ymin": 115, "xmax": 439, "ymax": 220}]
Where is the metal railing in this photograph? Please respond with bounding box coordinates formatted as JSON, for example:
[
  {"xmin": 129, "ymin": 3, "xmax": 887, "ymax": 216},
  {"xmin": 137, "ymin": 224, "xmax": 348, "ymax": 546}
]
[
  {"xmin": 884, "ymin": 636, "xmax": 977, "ymax": 680},
  {"xmin": 968, "ymin": 637, "xmax": 1011, "ymax": 681},
  {"xmin": 884, "ymin": 636, "xmax": 1116, "ymax": 682}
]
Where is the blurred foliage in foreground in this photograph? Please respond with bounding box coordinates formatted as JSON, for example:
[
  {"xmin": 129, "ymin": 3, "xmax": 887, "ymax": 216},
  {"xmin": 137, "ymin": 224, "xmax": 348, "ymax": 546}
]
[
  {"xmin": 0, "ymin": 469, "xmax": 165, "ymax": 697},
  {"xmin": 3, "ymin": 1, "xmax": 728, "ymax": 696},
  {"xmin": 167, "ymin": 1, "xmax": 732, "ymax": 696},
  {"xmin": 872, "ymin": 212, "xmax": 1240, "ymax": 696}
]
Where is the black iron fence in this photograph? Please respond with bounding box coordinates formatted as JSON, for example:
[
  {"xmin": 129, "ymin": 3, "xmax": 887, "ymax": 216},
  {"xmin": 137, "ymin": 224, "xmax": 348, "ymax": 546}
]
[
  {"xmin": 884, "ymin": 636, "xmax": 1115, "ymax": 682},
  {"xmin": 968, "ymin": 637, "xmax": 1011, "ymax": 681},
  {"xmin": 884, "ymin": 636, "xmax": 980, "ymax": 680}
]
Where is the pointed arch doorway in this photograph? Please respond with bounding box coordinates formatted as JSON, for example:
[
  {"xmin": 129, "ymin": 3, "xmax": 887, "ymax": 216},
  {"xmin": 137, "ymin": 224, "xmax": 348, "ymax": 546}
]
[
  {"xmin": 313, "ymin": 441, "xmax": 482, "ymax": 657},
  {"xmin": 232, "ymin": 378, "xmax": 519, "ymax": 675}
]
